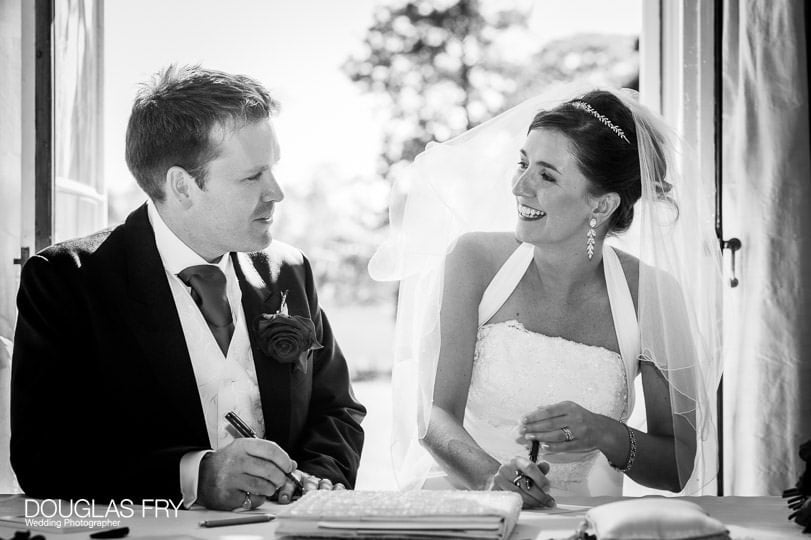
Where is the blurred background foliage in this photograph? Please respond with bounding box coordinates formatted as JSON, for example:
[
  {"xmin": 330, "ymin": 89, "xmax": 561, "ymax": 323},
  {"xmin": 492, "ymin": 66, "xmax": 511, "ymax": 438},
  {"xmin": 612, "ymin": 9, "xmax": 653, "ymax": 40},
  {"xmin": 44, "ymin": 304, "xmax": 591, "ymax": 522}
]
[{"xmin": 342, "ymin": 0, "xmax": 638, "ymax": 186}]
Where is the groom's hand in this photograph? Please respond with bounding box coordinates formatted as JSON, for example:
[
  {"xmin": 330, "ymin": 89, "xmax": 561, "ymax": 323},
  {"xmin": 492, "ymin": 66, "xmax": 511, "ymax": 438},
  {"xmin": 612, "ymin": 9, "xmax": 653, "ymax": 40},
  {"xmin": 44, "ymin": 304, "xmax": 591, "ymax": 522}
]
[{"xmin": 197, "ymin": 438, "xmax": 296, "ymax": 510}]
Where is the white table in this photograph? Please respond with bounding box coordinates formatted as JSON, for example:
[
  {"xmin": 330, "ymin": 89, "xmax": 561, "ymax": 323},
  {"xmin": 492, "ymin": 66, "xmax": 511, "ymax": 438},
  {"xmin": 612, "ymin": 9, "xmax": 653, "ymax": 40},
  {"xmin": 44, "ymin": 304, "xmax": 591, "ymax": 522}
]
[{"xmin": 0, "ymin": 494, "xmax": 805, "ymax": 539}]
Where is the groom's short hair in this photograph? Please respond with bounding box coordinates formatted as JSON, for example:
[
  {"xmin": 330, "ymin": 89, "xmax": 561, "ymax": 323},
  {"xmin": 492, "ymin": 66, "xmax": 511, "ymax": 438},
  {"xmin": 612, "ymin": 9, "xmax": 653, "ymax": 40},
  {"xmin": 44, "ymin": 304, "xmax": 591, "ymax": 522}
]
[{"xmin": 125, "ymin": 64, "xmax": 278, "ymax": 202}]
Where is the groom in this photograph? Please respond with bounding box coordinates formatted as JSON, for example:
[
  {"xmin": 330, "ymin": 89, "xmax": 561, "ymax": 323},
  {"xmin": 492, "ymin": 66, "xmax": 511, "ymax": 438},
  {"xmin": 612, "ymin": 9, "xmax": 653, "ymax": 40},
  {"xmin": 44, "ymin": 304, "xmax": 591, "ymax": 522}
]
[{"xmin": 10, "ymin": 65, "xmax": 365, "ymax": 510}]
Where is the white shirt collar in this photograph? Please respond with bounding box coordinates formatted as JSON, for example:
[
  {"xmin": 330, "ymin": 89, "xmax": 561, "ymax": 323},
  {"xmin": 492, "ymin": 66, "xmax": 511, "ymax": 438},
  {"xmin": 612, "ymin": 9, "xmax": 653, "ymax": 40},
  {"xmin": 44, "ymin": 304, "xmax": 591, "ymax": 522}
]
[{"xmin": 146, "ymin": 200, "xmax": 231, "ymax": 276}]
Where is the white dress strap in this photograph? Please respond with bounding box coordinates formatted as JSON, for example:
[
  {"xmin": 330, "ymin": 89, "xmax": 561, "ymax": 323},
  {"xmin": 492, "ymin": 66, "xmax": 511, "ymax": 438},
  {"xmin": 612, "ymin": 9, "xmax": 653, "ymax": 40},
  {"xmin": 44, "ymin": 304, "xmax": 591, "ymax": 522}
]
[
  {"xmin": 602, "ymin": 245, "xmax": 641, "ymax": 419},
  {"xmin": 478, "ymin": 242, "xmax": 535, "ymax": 326},
  {"xmin": 602, "ymin": 245, "xmax": 640, "ymax": 365}
]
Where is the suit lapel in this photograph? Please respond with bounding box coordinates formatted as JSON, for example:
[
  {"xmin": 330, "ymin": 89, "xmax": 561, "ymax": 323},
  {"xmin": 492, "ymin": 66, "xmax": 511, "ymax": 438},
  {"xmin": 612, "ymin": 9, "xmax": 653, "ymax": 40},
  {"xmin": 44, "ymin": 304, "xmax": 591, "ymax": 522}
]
[
  {"xmin": 123, "ymin": 205, "xmax": 209, "ymax": 446},
  {"xmin": 233, "ymin": 251, "xmax": 292, "ymax": 447}
]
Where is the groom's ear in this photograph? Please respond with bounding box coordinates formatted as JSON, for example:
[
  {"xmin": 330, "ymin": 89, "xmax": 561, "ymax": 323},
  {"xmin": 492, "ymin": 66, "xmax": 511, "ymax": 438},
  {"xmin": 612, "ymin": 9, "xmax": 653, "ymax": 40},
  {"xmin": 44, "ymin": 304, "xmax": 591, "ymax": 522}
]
[
  {"xmin": 591, "ymin": 192, "xmax": 621, "ymax": 228},
  {"xmin": 166, "ymin": 166, "xmax": 195, "ymax": 209}
]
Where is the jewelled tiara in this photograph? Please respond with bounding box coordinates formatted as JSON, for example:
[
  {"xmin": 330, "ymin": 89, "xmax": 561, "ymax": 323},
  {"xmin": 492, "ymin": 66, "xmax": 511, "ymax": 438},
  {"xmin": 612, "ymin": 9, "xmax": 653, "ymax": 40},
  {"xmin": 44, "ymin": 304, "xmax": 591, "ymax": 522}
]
[{"xmin": 570, "ymin": 101, "xmax": 631, "ymax": 144}]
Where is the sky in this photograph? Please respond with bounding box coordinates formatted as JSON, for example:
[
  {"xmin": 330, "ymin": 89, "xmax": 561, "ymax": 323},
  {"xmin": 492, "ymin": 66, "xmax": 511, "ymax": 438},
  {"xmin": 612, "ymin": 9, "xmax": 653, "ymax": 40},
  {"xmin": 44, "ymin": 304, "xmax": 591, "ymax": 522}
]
[{"xmin": 104, "ymin": 0, "xmax": 641, "ymax": 199}]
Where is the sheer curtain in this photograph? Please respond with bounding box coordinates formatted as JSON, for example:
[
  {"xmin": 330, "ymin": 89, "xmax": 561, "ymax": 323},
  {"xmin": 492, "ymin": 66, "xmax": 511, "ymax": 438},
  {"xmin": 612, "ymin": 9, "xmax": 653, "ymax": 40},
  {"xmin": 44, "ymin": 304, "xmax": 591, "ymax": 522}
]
[
  {"xmin": 722, "ymin": 0, "xmax": 811, "ymax": 494},
  {"xmin": 54, "ymin": 0, "xmax": 105, "ymax": 243}
]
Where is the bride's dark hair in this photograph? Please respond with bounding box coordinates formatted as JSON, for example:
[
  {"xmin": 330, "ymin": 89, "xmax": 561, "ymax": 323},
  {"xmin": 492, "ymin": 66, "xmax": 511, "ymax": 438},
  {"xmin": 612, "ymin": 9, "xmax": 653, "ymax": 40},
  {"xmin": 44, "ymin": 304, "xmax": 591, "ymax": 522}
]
[{"xmin": 527, "ymin": 89, "xmax": 674, "ymax": 233}]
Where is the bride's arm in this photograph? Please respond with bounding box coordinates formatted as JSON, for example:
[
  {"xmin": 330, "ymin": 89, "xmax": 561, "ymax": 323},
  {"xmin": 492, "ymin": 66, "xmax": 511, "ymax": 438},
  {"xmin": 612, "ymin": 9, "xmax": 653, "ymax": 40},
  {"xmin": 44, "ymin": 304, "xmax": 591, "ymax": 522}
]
[
  {"xmin": 422, "ymin": 235, "xmax": 554, "ymax": 507},
  {"xmin": 598, "ymin": 252, "xmax": 696, "ymax": 491},
  {"xmin": 420, "ymin": 233, "xmax": 501, "ymax": 489},
  {"xmin": 615, "ymin": 362, "xmax": 696, "ymax": 491}
]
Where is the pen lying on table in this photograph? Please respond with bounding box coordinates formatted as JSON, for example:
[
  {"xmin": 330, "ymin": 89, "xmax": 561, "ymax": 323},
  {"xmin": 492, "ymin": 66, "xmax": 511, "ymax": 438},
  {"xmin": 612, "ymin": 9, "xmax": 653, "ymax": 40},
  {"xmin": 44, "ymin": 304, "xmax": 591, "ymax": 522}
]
[
  {"xmin": 200, "ymin": 514, "xmax": 275, "ymax": 528},
  {"xmin": 224, "ymin": 411, "xmax": 304, "ymax": 492}
]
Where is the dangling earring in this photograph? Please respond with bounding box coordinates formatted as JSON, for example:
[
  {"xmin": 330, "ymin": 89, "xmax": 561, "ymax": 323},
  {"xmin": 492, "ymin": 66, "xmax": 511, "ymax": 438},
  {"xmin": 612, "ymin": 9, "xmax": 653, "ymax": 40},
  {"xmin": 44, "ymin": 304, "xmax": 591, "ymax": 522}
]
[{"xmin": 586, "ymin": 218, "xmax": 597, "ymax": 260}]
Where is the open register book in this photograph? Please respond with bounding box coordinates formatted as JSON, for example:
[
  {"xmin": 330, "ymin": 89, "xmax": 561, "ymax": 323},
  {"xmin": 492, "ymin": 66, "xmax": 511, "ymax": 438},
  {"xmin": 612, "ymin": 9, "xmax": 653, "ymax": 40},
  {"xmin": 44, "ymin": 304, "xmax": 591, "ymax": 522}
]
[{"xmin": 274, "ymin": 490, "xmax": 522, "ymax": 539}]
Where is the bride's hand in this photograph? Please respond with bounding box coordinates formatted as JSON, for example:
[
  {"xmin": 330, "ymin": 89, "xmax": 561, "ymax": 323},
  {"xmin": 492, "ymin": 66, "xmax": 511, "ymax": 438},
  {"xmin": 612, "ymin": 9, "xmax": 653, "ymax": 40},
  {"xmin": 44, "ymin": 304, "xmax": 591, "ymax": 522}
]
[
  {"xmin": 519, "ymin": 401, "xmax": 607, "ymax": 454},
  {"xmin": 487, "ymin": 457, "xmax": 555, "ymax": 509}
]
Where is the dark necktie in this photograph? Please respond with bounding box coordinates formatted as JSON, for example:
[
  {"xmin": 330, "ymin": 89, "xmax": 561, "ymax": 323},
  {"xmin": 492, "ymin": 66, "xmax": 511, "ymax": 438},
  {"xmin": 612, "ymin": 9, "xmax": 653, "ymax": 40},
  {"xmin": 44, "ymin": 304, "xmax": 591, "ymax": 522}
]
[{"xmin": 178, "ymin": 265, "xmax": 234, "ymax": 356}]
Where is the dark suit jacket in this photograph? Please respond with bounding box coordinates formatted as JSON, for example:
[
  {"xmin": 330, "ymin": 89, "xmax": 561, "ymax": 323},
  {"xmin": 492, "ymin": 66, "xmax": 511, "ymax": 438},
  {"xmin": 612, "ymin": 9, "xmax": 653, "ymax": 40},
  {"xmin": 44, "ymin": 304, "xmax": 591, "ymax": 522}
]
[{"xmin": 10, "ymin": 204, "xmax": 365, "ymax": 503}]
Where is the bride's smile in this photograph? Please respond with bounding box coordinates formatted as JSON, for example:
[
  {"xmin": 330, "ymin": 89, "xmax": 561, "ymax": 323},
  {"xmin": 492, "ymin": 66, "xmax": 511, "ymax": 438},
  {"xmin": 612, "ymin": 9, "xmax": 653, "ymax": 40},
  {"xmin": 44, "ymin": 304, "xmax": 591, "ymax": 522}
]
[{"xmin": 516, "ymin": 202, "xmax": 545, "ymax": 220}]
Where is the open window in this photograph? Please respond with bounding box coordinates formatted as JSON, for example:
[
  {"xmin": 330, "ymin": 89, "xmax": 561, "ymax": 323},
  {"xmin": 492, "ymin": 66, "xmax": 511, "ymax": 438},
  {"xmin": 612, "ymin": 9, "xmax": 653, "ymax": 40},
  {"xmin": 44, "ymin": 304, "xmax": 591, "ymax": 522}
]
[{"xmin": 53, "ymin": 1, "xmax": 106, "ymax": 243}]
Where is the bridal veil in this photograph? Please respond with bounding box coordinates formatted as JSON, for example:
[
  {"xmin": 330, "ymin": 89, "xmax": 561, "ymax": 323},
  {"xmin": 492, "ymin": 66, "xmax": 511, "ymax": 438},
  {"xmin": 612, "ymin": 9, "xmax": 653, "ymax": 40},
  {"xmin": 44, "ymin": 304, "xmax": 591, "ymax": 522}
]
[{"xmin": 369, "ymin": 84, "xmax": 723, "ymax": 495}]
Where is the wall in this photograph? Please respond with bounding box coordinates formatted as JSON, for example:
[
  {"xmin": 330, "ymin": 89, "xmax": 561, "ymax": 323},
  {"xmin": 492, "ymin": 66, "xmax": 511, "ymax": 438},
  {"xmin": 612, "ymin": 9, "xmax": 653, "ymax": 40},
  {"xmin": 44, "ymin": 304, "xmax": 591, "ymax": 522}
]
[{"xmin": 0, "ymin": 0, "xmax": 29, "ymax": 494}]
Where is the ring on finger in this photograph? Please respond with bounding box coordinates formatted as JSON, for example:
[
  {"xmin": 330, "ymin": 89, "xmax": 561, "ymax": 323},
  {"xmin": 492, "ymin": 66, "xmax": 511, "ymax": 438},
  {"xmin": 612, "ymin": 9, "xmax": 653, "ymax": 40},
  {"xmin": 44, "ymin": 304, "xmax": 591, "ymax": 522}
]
[
  {"xmin": 241, "ymin": 491, "xmax": 253, "ymax": 510},
  {"xmin": 512, "ymin": 470, "xmax": 523, "ymax": 487},
  {"xmin": 511, "ymin": 472, "xmax": 535, "ymax": 491},
  {"xmin": 561, "ymin": 426, "xmax": 574, "ymax": 442},
  {"xmin": 512, "ymin": 471, "xmax": 530, "ymax": 490}
]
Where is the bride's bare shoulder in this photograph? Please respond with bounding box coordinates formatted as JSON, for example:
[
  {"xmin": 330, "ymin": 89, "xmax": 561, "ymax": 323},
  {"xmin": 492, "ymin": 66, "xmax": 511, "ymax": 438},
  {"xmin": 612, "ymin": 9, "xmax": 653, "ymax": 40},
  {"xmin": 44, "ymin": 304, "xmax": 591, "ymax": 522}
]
[
  {"xmin": 447, "ymin": 232, "xmax": 523, "ymax": 285},
  {"xmin": 611, "ymin": 247, "xmax": 685, "ymax": 313},
  {"xmin": 612, "ymin": 248, "xmax": 640, "ymax": 282}
]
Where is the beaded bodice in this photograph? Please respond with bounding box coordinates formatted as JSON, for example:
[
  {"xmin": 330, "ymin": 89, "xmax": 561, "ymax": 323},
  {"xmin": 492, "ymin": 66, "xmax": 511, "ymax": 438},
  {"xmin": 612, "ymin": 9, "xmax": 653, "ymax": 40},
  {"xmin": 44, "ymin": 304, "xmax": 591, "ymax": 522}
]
[{"xmin": 460, "ymin": 243, "xmax": 639, "ymax": 496}]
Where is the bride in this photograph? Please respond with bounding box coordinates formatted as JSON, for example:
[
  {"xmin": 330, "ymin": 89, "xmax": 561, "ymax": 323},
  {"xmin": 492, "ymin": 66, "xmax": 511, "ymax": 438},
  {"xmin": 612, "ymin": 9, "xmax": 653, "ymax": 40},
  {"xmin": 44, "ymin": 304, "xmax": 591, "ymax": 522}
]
[{"xmin": 370, "ymin": 88, "xmax": 722, "ymax": 508}]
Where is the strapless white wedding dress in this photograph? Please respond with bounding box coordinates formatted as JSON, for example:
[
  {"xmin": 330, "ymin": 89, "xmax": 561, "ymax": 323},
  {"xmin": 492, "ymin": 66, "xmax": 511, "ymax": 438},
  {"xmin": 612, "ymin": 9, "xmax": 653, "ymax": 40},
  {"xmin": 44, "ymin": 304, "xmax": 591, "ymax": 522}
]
[{"xmin": 428, "ymin": 243, "xmax": 641, "ymax": 497}]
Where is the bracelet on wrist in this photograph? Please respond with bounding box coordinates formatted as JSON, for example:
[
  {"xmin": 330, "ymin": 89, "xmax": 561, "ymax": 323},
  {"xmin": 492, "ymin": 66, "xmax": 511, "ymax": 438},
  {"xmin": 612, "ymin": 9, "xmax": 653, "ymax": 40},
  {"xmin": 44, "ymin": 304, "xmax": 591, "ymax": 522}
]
[{"xmin": 610, "ymin": 423, "xmax": 637, "ymax": 473}]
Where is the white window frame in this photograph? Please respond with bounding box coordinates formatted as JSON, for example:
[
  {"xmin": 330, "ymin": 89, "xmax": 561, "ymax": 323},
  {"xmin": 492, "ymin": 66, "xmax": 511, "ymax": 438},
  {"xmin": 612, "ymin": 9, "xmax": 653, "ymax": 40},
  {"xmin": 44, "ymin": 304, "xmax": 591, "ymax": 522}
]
[{"xmin": 641, "ymin": 0, "xmax": 716, "ymax": 182}]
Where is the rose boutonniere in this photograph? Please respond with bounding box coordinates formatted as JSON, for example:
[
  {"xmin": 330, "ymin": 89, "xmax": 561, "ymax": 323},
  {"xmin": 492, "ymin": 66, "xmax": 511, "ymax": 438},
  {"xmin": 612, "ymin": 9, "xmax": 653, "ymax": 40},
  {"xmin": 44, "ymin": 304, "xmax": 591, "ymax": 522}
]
[{"xmin": 255, "ymin": 290, "xmax": 322, "ymax": 374}]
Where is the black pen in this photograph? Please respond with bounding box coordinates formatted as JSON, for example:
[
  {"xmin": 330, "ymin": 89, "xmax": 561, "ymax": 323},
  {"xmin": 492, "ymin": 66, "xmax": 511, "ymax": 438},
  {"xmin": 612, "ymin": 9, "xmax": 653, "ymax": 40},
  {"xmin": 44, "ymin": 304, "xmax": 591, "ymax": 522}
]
[
  {"xmin": 200, "ymin": 514, "xmax": 275, "ymax": 528},
  {"xmin": 225, "ymin": 411, "xmax": 304, "ymax": 491},
  {"xmin": 529, "ymin": 440, "xmax": 540, "ymax": 463}
]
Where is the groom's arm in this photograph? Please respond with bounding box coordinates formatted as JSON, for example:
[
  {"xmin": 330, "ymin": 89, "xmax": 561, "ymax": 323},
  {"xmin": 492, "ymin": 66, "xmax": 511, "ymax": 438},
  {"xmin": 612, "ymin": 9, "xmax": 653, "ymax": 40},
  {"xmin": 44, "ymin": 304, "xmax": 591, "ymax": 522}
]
[
  {"xmin": 11, "ymin": 250, "xmax": 197, "ymax": 503},
  {"xmin": 289, "ymin": 256, "xmax": 366, "ymax": 488}
]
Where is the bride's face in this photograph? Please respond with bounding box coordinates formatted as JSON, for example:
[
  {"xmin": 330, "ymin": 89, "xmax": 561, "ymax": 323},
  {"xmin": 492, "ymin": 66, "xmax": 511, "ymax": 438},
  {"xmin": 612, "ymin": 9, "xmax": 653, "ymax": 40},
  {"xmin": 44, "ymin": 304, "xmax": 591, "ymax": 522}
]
[{"xmin": 512, "ymin": 128, "xmax": 595, "ymax": 248}]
